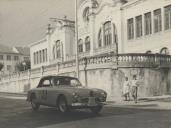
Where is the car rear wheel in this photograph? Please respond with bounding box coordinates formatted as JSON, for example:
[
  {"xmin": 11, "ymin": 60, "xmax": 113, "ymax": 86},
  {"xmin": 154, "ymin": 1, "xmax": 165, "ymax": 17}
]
[
  {"xmin": 30, "ymin": 94, "xmax": 40, "ymax": 111},
  {"xmin": 57, "ymin": 96, "xmax": 69, "ymax": 113},
  {"xmin": 90, "ymin": 105, "xmax": 103, "ymax": 114}
]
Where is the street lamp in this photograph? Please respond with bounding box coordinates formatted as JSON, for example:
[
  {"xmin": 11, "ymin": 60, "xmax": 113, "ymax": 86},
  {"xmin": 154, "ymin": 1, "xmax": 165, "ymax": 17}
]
[
  {"xmin": 22, "ymin": 61, "xmax": 26, "ymax": 71},
  {"xmin": 75, "ymin": 0, "xmax": 79, "ymax": 79}
]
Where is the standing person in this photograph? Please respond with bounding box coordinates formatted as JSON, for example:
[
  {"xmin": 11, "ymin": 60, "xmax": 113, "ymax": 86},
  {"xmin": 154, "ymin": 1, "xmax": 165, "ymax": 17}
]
[
  {"xmin": 122, "ymin": 77, "xmax": 130, "ymax": 101},
  {"xmin": 131, "ymin": 75, "xmax": 139, "ymax": 103}
]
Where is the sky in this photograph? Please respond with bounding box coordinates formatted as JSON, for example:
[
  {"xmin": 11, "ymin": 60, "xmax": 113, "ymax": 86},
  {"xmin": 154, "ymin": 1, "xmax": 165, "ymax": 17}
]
[{"xmin": 0, "ymin": 0, "xmax": 76, "ymax": 47}]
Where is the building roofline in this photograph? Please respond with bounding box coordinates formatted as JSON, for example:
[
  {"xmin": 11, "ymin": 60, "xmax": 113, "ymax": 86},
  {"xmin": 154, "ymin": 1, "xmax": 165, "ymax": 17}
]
[
  {"xmin": 29, "ymin": 38, "xmax": 47, "ymax": 47},
  {"xmin": 0, "ymin": 51, "xmax": 22, "ymax": 55},
  {"xmin": 121, "ymin": 0, "xmax": 143, "ymax": 10}
]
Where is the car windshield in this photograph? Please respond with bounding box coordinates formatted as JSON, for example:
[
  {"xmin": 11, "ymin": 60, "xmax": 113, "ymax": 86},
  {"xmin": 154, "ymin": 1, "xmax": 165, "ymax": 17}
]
[{"xmin": 52, "ymin": 77, "xmax": 82, "ymax": 87}]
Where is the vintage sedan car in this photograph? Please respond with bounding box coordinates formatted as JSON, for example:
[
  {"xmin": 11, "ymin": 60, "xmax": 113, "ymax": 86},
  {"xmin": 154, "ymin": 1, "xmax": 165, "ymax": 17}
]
[{"xmin": 27, "ymin": 75, "xmax": 107, "ymax": 113}]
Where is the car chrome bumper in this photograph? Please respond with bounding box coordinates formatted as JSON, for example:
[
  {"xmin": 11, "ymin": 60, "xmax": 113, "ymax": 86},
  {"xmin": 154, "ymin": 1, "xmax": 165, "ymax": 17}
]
[{"xmin": 71, "ymin": 97, "xmax": 105, "ymax": 107}]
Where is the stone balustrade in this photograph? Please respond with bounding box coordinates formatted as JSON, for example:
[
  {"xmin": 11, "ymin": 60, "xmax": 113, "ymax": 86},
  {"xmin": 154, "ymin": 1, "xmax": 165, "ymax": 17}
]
[
  {"xmin": 1, "ymin": 53, "xmax": 171, "ymax": 81},
  {"xmin": 118, "ymin": 53, "xmax": 171, "ymax": 68}
]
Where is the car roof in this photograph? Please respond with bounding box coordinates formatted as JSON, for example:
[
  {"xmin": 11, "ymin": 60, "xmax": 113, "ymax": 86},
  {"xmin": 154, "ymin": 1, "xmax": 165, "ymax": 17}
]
[{"xmin": 41, "ymin": 75, "xmax": 77, "ymax": 80}]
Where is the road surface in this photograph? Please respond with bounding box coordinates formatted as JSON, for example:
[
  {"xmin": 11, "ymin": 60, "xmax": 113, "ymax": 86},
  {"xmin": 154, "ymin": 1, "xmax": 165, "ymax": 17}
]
[{"xmin": 0, "ymin": 97, "xmax": 171, "ymax": 128}]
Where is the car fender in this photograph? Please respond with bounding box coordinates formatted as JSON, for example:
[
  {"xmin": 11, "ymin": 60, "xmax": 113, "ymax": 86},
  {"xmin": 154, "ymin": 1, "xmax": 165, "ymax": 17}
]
[{"xmin": 56, "ymin": 93, "xmax": 73, "ymax": 106}]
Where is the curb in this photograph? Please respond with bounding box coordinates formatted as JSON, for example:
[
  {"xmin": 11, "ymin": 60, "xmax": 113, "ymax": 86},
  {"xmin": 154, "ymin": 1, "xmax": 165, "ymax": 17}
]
[{"xmin": 0, "ymin": 92, "xmax": 27, "ymax": 97}]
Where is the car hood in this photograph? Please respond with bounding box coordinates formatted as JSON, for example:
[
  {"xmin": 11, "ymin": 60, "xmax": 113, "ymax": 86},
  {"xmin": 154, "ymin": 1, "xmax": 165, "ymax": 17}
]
[{"xmin": 54, "ymin": 86, "xmax": 106, "ymax": 96}]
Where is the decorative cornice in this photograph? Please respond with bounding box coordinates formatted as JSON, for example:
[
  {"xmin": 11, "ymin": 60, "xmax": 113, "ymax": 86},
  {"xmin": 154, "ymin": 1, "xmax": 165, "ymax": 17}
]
[{"xmin": 121, "ymin": 0, "xmax": 147, "ymax": 10}]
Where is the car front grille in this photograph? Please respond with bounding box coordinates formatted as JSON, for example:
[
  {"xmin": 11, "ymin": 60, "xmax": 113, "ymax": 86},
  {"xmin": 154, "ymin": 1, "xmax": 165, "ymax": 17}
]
[
  {"xmin": 79, "ymin": 97, "xmax": 105, "ymax": 103},
  {"xmin": 80, "ymin": 98, "xmax": 89, "ymax": 103}
]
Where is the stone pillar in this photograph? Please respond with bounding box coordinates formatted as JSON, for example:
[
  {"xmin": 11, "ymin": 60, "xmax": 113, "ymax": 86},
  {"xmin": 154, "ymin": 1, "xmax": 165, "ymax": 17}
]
[
  {"xmin": 46, "ymin": 24, "xmax": 52, "ymax": 65},
  {"xmin": 134, "ymin": 17, "xmax": 136, "ymax": 39},
  {"xmin": 142, "ymin": 14, "xmax": 145, "ymax": 37},
  {"xmin": 41, "ymin": 66, "xmax": 44, "ymax": 77},
  {"xmin": 111, "ymin": 20, "xmax": 114, "ymax": 45},
  {"xmin": 161, "ymin": 7, "xmax": 165, "ymax": 33},
  {"xmin": 27, "ymin": 69, "xmax": 31, "ymax": 90},
  {"xmin": 151, "ymin": 11, "xmax": 154, "ymax": 34},
  {"xmin": 89, "ymin": 6, "xmax": 96, "ymax": 56}
]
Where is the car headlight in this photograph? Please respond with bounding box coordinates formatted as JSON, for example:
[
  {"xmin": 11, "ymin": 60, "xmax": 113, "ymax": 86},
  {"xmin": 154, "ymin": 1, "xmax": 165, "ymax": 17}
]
[
  {"xmin": 101, "ymin": 92, "xmax": 107, "ymax": 97},
  {"xmin": 72, "ymin": 92, "xmax": 80, "ymax": 102},
  {"xmin": 72, "ymin": 92, "xmax": 79, "ymax": 99}
]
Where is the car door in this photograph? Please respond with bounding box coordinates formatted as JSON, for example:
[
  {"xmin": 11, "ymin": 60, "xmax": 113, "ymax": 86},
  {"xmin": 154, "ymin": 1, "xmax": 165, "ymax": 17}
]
[
  {"xmin": 45, "ymin": 77, "xmax": 61, "ymax": 106},
  {"xmin": 37, "ymin": 78, "xmax": 51, "ymax": 105}
]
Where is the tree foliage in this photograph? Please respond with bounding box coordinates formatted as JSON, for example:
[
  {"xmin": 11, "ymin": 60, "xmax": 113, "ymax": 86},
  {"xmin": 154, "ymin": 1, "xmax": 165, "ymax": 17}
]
[
  {"xmin": 0, "ymin": 63, "xmax": 4, "ymax": 71},
  {"xmin": 15, "ymin": 60, "xmax": 31, "ymax": 72}
]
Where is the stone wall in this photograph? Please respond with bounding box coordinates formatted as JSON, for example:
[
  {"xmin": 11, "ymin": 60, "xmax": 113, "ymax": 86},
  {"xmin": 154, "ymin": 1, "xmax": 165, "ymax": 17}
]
[{"xmin": 0, "ymin": 66, "xmax": 171, "ymax": 100}]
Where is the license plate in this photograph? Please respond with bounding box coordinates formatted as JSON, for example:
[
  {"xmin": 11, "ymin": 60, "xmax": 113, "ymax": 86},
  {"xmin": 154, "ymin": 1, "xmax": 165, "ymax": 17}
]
[{"xmin": 72, "ymin": 103, "xmax": 83, "ymax": 106}]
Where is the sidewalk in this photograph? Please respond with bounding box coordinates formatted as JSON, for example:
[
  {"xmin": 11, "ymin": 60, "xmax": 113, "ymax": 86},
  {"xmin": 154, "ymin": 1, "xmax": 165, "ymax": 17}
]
[
  {"xmin": 0, "ymin": 92, "xmax": 27, "ymax": 100},
  {"xmin": 106, "ymin": 95, "xmax": 171, "ymax": 110}
]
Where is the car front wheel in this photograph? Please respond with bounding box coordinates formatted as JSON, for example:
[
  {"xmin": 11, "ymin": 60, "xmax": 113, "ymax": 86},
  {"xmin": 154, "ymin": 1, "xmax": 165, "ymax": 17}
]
[
  {"xmin": 90, "ymin": 105, "xmax": 103, "ymax": 114},
  {"xmin": 57, "ymin": 96, "xmax": 69, "ymax": 113}
]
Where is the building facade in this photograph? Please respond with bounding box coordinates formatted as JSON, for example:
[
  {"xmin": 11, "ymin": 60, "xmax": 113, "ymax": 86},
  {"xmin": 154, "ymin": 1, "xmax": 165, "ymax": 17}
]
[
  {"xmin": 0, "ymin": 45, "xmax": 30, "ymax": 74},
  {"xmin": 30, "ymin": 19, "xmax": 75, "ymax": 69},
  {"xmin": 78, "ymin": 0, "xmax": 171, "ymax": 56},
  {"xmin": 30, "ymin": 0, "xmax": 171, "ymax": 69},
  {"xmin": 1, "ymin": 0, "xmax": 171, "ymax": 98}
]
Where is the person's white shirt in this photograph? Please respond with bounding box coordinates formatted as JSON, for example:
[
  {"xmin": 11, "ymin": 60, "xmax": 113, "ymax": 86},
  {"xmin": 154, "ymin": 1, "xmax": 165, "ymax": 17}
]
[
  {"xmin": 123, "ymin": 81, "xmax": 130, "ymax": 94},
  {"xmin": 131, "ymin": 79, "xmax": 138, "ymax": 87}
]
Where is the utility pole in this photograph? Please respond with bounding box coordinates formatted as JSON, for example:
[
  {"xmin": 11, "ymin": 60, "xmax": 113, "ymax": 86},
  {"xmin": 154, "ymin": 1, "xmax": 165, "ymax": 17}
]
[{"xmin": 75, "ymin": 0, "xmax": 79, "ymax": 79}]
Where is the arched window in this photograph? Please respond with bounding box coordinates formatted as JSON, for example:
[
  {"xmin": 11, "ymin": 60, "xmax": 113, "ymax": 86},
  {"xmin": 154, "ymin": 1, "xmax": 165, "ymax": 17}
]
[
  {"xmin": 146, "ymin": 50, "xmax": 152, "ymax": 54},
  {"xmin": 85, "ymin": 36, "xmax": 90, "ymax": 52},
  {"xmin": 104, "ymin": 21, "xmax": 112, "ymax": 46},
  {"xmin": 160, "ymin": 47, "xmax": 169, "ymax": 55},
  {"xmin": 83, "ymin": 7, "xmax": 90, "ymax": 22},
  {"xmin": 98, "ymin": 21, "xmax": 117, "ymax": 48},
  {"xmin": 98, "ymin": 29, "xmax": 102, "ymax": 47},
  {"xmin": 53, "ymin": 40, "xmax": 61, "ymax": 59},
  {"xmin": 56, "ymin": 40, "xmax": 61, "ymax": 58},
  {"xmin": 53, "ymin": 45, "xmax": 56, "ymax": 59},
  {"xmin": 113, "ymin": 24, "xmax": 118, "ymax": 43},
  {"xmin": 78, "ymin": 39, "xmax": 83, "ymax": 53}
]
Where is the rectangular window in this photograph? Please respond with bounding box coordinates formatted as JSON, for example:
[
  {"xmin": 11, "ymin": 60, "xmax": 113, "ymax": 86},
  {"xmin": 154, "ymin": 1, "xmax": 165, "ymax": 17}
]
[
  {"xmin": 45, "ymin": 49, "xmax": 48, "ymax": 62},
  {"xmin": 104, "ymin": 22, "xmax": 112, "ymax": 46},
  {"xmin": 24, "ymin": 57, "xmax": 29, "ymax": 61},
  {"xmin": 0, "ymin": 55, "xmax": 3, "ymax": 60},
  {"xmin": 136, "ymin": 15, "xmax": 142, "ymax": 38},
  {"xmin": 39, "ymin": 51, "xmax": 42, "ymax": 63},
  {"xmin": 42, "ymin": 50, "xmax": 45, "ymax": 62},
  {"xmin": 36, "ymin": 52, "xmax": 39, "ymax": 64},
  {"xmin": 78, "ymin": 44, "xmax": 83, "ymax": 53},
  {"xmin": 7, "ymin": 65, "xmax": 11, "ymax": 71},
  {"xmin": 7, "ymin": 55, "xmax": 11, "ymax": 61},
  {"xmin": 154, "ymin": 9, "xmax": 162, "ymax": 33},
  {"xmin": 34, "ymin": 53, "xmax": 36, "ymax": 64},
  {"xmin": 127, "ymin": 18, "xmax": 134, "ymax": 40},
  {"xmin": 144, "ymin": 12, "xmax": 152, "ymax": 35},
  {"xmin": 165, "ymin": 5, "xmax": 171, "ymax": 30},
  {"xmin": 14, "ymin": 56, "xmax": 19, "ymax": 61},
  {"xmin": 85, "ymin": 42, "xmax": 90, "ymax": 52}
]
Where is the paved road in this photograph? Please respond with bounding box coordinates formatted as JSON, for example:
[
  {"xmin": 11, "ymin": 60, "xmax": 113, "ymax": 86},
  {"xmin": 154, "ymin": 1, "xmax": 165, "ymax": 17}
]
[{"xmin": 0, "ymin": 97, "xmax": 171, "ymax": 128}]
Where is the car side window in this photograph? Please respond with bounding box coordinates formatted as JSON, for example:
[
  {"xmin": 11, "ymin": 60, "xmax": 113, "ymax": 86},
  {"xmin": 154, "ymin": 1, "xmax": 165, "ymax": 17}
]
[
  {"xmin": 53, "ymin": 78, "xmax": 70, "ymax": 86},
  {"xmin": 42, "ymin": 79, "xmax": 51, "ymax": 87}
]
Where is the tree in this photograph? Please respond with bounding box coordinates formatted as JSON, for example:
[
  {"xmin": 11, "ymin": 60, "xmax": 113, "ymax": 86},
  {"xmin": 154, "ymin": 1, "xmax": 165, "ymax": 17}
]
[
  {"xmin": 15, "ymin": 60, "xmax": 31, "ymax": 72},
  {"xmin": 0, "ymin": 63, "xmax": 4, "ymax": 71}
]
